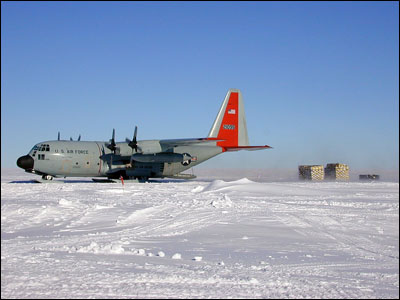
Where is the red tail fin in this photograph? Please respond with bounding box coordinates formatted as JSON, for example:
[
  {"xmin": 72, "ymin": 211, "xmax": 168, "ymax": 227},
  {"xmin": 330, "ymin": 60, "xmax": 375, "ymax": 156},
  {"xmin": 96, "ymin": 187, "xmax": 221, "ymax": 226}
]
[
  {"xmin": 208, "ymin": 89, "xmax": 271, "ymax": 152},
  {"xmin": 208, "ymin": 89, "xmax": 248, "ymax": 148}
]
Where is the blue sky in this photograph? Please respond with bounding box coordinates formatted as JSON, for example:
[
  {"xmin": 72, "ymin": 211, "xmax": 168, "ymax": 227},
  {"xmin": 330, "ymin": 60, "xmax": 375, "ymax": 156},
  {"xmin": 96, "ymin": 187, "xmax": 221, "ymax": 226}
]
[{"xmin": 2, "ymin": 1, "xmax": 399, "ymax": 172}]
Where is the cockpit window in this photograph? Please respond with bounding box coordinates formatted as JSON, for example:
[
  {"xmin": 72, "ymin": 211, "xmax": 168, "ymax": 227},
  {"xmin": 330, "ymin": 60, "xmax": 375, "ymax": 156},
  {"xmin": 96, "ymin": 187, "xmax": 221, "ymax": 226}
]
[
  {"xmin": 38, "ymin": 144, "xmax": 50, "ymax": 151},
  {"xmin": 30, "ymin": 145, "xmax": 39, "ymax": 152}
]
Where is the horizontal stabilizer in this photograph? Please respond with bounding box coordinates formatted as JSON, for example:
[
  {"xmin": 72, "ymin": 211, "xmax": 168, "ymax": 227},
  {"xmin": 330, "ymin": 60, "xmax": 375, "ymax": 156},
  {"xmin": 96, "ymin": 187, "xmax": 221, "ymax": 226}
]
[
  {"xmin": 160, "ymin": 137, "xmax": 224, "ymax": 148},
  {"xmin": 224, "ymin": 145, "xmax": 272, "ymax": 152}
]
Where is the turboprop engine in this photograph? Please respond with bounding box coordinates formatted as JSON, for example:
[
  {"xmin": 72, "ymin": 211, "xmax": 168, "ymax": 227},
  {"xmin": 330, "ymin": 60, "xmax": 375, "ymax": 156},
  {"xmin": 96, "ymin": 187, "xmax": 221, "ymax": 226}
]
[{"xmin": 131, "ymin": 152, "xmax": 191, "ymax": 163}]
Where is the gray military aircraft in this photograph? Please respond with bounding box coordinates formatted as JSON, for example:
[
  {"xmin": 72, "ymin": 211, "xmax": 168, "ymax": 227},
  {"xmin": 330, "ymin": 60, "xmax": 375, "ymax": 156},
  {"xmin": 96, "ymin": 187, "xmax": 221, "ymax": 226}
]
[{"xmin": 17, "ymin": 89, "xmax": 271, "ymax": 182}]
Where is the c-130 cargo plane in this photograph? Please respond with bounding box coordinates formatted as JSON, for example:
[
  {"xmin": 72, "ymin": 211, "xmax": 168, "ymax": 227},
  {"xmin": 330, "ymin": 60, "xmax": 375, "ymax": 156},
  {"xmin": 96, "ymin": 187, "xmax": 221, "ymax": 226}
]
[{"xmin": 17, "ymin": 89, "xmax": 271, "ymax": 182}]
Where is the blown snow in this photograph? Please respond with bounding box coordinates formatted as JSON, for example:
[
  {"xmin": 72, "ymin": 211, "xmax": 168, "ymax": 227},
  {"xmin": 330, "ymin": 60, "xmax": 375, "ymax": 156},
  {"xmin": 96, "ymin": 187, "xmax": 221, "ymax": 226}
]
[{"xmin": 1, "ymin": 169, "xmax": 399, "ymax": 298}]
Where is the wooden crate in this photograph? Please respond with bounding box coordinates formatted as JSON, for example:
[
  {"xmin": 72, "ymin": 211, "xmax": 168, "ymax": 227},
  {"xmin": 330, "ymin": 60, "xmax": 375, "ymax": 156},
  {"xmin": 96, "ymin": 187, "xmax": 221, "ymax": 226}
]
[
  {"xmin": 325, "ymin": 163, "xmax": 349, "ymax": 180},
  {"xmin": 299, "ymin": 165, "xmax": 324, "ymax": 181}
]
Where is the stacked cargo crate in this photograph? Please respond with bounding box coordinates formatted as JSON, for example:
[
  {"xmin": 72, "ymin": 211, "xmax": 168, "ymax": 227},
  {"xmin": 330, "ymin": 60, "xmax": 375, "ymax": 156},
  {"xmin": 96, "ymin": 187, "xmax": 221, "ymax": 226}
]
[
  {"xmin": 298, "ymin": 165, "xmax": 324, "ymax": 181},
  {"xmin": 325, "ymin": 163, "xmax": 349, "ymax": 181}
]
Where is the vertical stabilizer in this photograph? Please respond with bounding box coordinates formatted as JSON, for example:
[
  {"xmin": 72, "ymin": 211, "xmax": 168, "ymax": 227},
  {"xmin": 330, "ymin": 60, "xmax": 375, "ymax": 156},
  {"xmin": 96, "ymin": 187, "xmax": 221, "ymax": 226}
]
[{"xmin": 208, "ymin": 89, "xmax": 249, "ymax": 148}]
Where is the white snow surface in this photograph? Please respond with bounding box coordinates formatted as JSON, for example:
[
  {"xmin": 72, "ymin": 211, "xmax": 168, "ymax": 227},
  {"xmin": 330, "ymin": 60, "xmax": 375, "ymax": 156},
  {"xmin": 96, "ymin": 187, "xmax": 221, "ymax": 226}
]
[{"xmin": 1, "ymin": 169, "xmax": 399, "ymax": 298}]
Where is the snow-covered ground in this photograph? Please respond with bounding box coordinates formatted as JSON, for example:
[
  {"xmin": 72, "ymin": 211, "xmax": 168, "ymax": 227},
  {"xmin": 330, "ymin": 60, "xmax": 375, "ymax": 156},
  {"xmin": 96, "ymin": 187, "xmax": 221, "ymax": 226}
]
[{"xmin": 1, "ymin": 168, "xmax": 399, "ymax": 298}]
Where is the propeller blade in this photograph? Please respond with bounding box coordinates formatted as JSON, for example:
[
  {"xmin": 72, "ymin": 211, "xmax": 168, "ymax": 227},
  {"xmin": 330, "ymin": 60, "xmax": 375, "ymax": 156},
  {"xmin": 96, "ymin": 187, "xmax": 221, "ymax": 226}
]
[
  {"xmin": 133, "ymin": 126, "xmax": 137, "ymax": 142},
  {"xmin": 70, "ymin": 137, "xmax": 73, "ymax": 141},
  {"xmin": 78, "ymin": 134, "xmax": 81, "ymax": 141},
  {"xmin": 106, "ymin": 128, "xmax": 117, "ymax": 152},
  {"xmin": 58, "ymin": 132, "xmax": 60, "ymax": 141},
  {"xmin": 128, "ymin": 126, "xmax": 138, "ymax": 152}
]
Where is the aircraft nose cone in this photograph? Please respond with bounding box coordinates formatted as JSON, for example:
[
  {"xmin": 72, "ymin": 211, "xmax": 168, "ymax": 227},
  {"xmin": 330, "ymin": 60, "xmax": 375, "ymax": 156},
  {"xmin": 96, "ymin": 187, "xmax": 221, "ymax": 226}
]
[{"xmin": 17, "ymin": 155, "xmax": 34, "ymax": 170}]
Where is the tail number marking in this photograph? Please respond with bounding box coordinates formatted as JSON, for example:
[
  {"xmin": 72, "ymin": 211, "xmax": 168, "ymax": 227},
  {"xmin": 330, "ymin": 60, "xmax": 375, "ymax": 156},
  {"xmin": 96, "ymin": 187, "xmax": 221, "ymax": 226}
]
[{"xmin": 223, "ymin": 124, "xmax": 235, "ymax": 130}]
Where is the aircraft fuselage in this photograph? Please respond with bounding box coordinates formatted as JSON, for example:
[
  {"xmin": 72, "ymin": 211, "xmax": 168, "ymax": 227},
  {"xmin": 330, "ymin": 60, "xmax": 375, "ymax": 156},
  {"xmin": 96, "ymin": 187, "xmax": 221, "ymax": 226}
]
[{"xmin": 18, "ymin": 140, "xmax": 222, "ymax": 179}]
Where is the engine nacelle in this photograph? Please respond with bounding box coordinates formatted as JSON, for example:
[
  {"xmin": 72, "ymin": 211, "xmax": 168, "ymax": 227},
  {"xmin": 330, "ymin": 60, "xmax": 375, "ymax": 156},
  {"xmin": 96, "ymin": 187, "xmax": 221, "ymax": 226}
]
[{"xmin": 131, "ymin": 152, "xmax": 191, "ymax": 163}]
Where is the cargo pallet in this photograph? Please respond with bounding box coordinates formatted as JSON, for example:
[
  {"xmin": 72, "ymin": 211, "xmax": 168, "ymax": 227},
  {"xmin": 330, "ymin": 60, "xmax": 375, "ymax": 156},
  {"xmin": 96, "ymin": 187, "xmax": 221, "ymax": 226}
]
[
  {"xmin": 298, "ymin": 165, "xmax": 324, "ymax": 181},
  {"xmin": 359, "ymin": 174, "xmax": 380, "ymax": 180},
  {"xmin": 325, "ymin": 163, "xmax": 349, "ymax": 181}
]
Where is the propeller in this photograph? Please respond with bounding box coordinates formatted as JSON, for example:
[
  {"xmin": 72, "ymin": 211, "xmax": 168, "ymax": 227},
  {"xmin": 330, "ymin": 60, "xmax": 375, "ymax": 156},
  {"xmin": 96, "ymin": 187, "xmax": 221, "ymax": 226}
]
[
  {"xmin": 125, "ymin": 126, "xmax": 140, "ymax": 167},
  {"xmin": 58, "ymin": 132, "xmax": 60, "ymax": 141},
  {"xmin": 78, "ymin": 134, "xmax": 81, "ymax": 141},
  {"xmin": 106, "ymin": 128, "xmax": 117, "ymax": 153},
  {"xmin": 127, "ymin": 126, "xmax": 138, "ymax": 153}
]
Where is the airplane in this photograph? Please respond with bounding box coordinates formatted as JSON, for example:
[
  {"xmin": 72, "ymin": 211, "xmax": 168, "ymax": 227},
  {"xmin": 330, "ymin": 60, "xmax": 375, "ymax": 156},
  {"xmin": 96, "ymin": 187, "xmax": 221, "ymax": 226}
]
[{"xmin": 16, "ymin": 89, "xmax": 272, "ymax": 182}]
